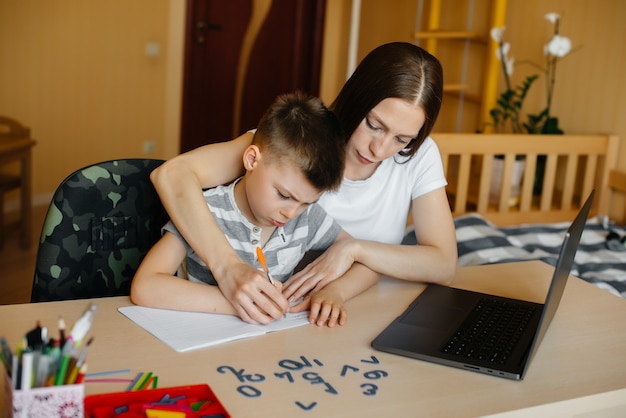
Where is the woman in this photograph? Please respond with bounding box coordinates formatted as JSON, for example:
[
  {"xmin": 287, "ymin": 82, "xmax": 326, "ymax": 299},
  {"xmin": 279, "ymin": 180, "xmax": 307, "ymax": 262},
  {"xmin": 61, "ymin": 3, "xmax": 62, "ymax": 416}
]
[{"xmin": 151, "ymin": 42, "xmax": 458, "ymax": 324}]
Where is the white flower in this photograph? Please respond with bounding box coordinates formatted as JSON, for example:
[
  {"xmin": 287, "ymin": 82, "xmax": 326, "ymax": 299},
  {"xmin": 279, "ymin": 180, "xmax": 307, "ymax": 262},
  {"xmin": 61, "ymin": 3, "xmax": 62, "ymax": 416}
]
[
  {"xmin": 496, "ymin": 42, "xmax": 510, "ymax": 61},
  {"xmin": 504, "ymin": 56, "xmax": 515, "ymax": 76},
  {"xmin": 490, "ymin": 27, "xmax": 505, "ymax": 43},
  {"xmin": 546, "ymin": 35, "xmax": 572, "ymax": 57},
  {"xmin": 544, "ymin": 13, "xmax": 560, "ymax": 24}
]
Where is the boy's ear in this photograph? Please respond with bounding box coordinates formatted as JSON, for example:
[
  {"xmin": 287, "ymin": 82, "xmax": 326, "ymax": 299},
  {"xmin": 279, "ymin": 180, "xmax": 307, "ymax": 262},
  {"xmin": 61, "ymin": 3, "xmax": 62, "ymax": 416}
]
[{"xmin": 242, "ymin": 145, "xmax": 262, "ymax": 170}]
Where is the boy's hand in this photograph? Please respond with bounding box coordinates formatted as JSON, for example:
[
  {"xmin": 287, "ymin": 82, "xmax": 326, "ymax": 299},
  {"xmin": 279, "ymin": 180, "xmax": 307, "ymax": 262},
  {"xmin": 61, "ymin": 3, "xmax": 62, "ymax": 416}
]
[
  {"xmin": 215, "ymin": 260, "xmax": 288, "ymax": 324},
  {"xmin": 290, "ymin": 289, "xmax": 347, "ymax": 328},
  {"xmin": 283, "ymin": 237, "xmax": 356, "ymax": 302}
]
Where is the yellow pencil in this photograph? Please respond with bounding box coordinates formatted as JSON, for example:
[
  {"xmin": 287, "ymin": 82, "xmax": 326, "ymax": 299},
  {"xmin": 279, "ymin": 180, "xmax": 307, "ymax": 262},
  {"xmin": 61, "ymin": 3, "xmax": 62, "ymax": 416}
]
[{"xmin": 133, "ymin": 371, "xmax": 152, "ymax": 391}]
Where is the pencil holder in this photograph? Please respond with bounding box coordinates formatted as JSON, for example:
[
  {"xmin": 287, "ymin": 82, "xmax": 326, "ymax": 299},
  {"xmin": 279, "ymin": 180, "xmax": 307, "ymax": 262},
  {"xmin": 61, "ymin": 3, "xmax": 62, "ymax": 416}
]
[{"xmin": 4, "ymin": 372, "xmax": 84, "ymax": 418}]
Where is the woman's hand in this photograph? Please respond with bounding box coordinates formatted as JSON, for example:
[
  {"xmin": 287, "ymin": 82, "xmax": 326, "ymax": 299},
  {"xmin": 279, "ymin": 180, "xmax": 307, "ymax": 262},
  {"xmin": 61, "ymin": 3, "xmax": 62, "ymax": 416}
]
[
  {"xmin": 214, "ymin": 259, "xmax": 289, "ymax": 324},
  {"xmin": 282, "ymin": 234, "xmax": 357, "ymax": 302}
]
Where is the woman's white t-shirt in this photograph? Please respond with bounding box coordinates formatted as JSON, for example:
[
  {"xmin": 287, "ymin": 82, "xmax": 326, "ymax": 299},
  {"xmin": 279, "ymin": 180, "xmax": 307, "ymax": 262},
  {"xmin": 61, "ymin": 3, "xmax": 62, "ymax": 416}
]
[{"xmin": 318, "ymin": 137, "xmax": 447, "ymax": 244}]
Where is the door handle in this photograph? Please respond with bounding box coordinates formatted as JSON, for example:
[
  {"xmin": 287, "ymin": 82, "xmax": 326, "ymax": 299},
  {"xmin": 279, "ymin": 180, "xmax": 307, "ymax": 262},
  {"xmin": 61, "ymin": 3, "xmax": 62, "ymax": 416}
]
[{"xmin": 195, "ymin": 21, "xmax": 221, "ymax": 44}]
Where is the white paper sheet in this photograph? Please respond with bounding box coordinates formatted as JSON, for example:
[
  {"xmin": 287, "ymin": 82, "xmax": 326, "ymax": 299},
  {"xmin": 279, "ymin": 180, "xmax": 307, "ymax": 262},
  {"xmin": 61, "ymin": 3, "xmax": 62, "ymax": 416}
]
[{"xmin": 118, "ymin": 306, "xmax": 309, "ymax": 352}]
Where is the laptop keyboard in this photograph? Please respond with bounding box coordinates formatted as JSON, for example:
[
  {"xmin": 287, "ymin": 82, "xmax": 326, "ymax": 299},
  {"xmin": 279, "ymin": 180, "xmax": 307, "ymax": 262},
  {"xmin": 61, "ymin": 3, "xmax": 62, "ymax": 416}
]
[{"xmin": 441, "ymin": 298, "xmax": 537, "ymax": 364}]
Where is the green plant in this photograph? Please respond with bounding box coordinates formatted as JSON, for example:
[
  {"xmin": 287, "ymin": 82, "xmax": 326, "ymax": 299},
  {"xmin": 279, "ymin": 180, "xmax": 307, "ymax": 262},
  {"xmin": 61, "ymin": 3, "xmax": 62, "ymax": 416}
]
[
  {"xmin": 488, "ymin": 13, "xmax": 574, "ymax": 134},
  {"xmin": 489, "ymin": 74, "xmax": 538, "ymax": 134}
]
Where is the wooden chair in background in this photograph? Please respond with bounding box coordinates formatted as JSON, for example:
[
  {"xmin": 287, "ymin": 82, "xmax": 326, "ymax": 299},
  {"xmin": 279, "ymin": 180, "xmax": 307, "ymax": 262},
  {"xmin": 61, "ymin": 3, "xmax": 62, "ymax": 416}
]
[
  {"xmin": 435, "ymin": 133, "xmax": 619, "ymax": 226},
  {"xmin": 0, "ymin": 116, "xmax": 36, "ymax": 249}
]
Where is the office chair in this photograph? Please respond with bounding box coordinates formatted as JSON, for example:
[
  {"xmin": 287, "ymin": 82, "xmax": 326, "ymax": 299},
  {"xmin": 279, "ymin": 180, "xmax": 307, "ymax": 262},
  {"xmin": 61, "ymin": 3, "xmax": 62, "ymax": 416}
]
[{"xmin": 31, "ymin": 159, "xmax": 169, "ymax": 302}]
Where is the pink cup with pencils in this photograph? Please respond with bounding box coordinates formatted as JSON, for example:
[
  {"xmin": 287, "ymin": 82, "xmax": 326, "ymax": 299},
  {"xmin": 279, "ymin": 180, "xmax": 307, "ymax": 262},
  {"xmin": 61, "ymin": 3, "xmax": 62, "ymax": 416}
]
[{"xmin": 2, "ymin": 303, "xmax": 97, "ymax": 417}]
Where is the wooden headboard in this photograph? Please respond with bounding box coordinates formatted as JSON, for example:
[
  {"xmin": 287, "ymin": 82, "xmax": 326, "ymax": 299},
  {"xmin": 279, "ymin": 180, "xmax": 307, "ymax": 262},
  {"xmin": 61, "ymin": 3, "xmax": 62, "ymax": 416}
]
[{"xmin": 432, "ymin": 133, "xmax": 620, "ymax": 226}]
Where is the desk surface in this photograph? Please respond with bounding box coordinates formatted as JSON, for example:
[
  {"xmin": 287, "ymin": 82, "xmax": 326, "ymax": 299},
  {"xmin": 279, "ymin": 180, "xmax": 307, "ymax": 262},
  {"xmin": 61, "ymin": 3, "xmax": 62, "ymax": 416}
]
[{"xmin": 2, "ymin": 261, "xmax": 626, "ymax": 417}]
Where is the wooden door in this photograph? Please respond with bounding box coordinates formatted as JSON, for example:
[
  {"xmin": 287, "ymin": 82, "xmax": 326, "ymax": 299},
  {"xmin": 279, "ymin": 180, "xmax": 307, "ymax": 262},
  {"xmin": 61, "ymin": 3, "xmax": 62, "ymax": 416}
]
[{"xmin": 180, "ymin": 0, "xmax": 326, "ymax": 153}]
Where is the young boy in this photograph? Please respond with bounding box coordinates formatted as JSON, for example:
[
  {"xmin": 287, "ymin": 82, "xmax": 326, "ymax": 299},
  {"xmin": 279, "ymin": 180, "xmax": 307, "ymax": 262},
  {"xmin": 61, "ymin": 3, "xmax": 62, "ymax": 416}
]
[{"xmin": 130, "ymin": 92, "xmax": 379, "ymax": 327}]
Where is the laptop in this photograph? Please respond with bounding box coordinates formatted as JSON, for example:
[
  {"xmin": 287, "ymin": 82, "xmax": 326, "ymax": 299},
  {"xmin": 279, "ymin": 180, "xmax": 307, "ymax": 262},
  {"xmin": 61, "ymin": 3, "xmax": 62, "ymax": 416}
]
[{"xmin": 372, "ymin": 190, "xmax": 594, "ymax": 380}]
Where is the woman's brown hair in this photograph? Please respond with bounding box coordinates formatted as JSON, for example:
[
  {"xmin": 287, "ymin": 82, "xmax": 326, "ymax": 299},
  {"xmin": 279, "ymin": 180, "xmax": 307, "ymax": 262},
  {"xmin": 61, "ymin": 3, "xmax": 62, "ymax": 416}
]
[{"xmin": 331, "ymin": 42, "xmax": 444, "ymax": 159}]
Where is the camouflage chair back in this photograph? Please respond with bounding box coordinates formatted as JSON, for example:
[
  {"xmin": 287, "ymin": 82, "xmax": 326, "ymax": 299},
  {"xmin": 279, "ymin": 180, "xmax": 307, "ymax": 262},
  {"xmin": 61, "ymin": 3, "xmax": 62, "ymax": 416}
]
[{"xmin": 31, "ymin": 159, "xmax": 169, "ymax": 302}]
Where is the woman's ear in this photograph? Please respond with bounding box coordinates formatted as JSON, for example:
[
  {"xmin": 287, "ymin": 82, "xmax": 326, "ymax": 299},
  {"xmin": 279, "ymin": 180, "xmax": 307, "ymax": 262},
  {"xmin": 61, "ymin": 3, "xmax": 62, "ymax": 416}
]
[{"xmin": 242, "ymin": 145, "xmax": 262, "ymax": 170}]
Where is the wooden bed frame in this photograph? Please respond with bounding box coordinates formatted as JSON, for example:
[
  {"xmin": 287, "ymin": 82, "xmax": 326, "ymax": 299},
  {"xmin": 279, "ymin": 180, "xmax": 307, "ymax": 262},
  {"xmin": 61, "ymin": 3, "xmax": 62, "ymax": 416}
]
[{"xmin": 432, "ymin": 133, "xmax": 621, "ymax": 226}]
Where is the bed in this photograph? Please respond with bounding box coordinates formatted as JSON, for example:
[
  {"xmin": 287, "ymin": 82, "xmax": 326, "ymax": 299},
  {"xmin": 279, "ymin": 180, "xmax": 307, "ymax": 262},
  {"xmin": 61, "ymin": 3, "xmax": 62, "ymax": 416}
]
[{"xmin": 406, "ymin": 133, "xmax": 626, "ymax": 300}]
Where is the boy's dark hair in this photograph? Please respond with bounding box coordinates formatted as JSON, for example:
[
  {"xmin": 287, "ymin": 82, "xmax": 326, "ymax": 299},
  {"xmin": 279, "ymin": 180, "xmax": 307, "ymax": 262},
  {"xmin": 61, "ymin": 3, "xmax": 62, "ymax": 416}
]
[{"xmin": 253, "ymin": 92, "xmax": 345, "ymax": 191}]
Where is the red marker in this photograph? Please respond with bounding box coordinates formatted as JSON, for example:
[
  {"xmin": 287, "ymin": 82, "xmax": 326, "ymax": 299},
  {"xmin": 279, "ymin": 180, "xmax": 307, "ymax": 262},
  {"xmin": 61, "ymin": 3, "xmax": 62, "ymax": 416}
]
[{"xmin": 75, "ymin": 364, "xmax": 87, "ymax": 384}]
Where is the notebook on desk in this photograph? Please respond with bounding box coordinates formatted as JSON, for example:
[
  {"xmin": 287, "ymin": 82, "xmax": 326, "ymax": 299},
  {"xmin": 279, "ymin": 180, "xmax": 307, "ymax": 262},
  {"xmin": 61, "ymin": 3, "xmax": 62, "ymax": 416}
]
[
  {"xmin": 372, "ymin": 190, "xmax": 594, "ymax": 380},
  {"xmin": 119, "ymin": 306, "xmax": 309, "ymax": 352}
]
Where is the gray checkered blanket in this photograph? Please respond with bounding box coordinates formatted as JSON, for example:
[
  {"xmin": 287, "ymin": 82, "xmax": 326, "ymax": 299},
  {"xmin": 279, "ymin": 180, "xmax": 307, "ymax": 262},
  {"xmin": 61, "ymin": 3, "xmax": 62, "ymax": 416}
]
[{"xmin": 404, "ymin": 214, "xmax": 626, "ymax": 300}]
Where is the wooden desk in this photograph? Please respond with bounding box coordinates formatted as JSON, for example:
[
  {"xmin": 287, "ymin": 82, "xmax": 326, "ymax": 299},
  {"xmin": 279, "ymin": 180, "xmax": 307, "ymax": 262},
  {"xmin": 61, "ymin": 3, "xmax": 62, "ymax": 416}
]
[
  {"xmin": 0, "ymin": 137, "xmax": 36, "ymax": 248},
  {"xmin": 1, "ymin": 261, "xmax": 625, "ymax": 417}
]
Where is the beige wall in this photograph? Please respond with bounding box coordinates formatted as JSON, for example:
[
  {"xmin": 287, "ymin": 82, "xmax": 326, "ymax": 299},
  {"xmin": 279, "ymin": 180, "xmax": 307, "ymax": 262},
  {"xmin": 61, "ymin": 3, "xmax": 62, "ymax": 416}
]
[
  {"xmin": 1, "ymin": 0, "xmax": 624, "ymax": 219},
  {"xmin": 0, "ymin": 0, "xmax": 184, "ymax": 207}
]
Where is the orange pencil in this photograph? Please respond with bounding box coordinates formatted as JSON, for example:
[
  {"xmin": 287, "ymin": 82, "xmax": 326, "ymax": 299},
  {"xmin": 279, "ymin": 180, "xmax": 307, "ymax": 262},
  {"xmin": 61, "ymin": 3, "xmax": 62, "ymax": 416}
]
[
  {"xmin": 140, "ymin": 376, "xmax": 154, "ymax": 390},
  {"xmin": 255, "ymin": 246, "xmax": 275, "ymax": 285}
]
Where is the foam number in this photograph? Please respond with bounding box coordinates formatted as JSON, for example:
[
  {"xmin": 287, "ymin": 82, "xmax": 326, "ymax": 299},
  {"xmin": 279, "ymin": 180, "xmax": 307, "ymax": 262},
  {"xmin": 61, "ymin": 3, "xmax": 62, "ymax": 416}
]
[
  {"xmin": 360, "ymin": 355, "xmax": 380, "ymax": 364},
  {"xmin": 274, "ymin": 371, "xmax": 295, "ymax": 383},
  {"xmin": 237, "ymin": 385, "xmax": 263, "ymax": 398},
  {"xmin": 278, "ymin": 356, "xmax": 323, "ymax": 370},
  {"xmin": 364, "ymin": 370, "xmax": 388, "ymax": 380},
  {"xmin": 217, "ymin": 365, "xmax": 265, "ymax": 383},
  {"xmin": 296, "ymin": 401, "xmax": 318, "ymax": 411},
  {"xmin": 302, "ymin": 372, "xmax": 338, "ymax": 395},
  {"xmin": 360, "ymin": 383, "xmax": 379, "ymax": 396},
  {"xmin": 340, "ymin": 365, "xmax": 359, "ymax": 377}
]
